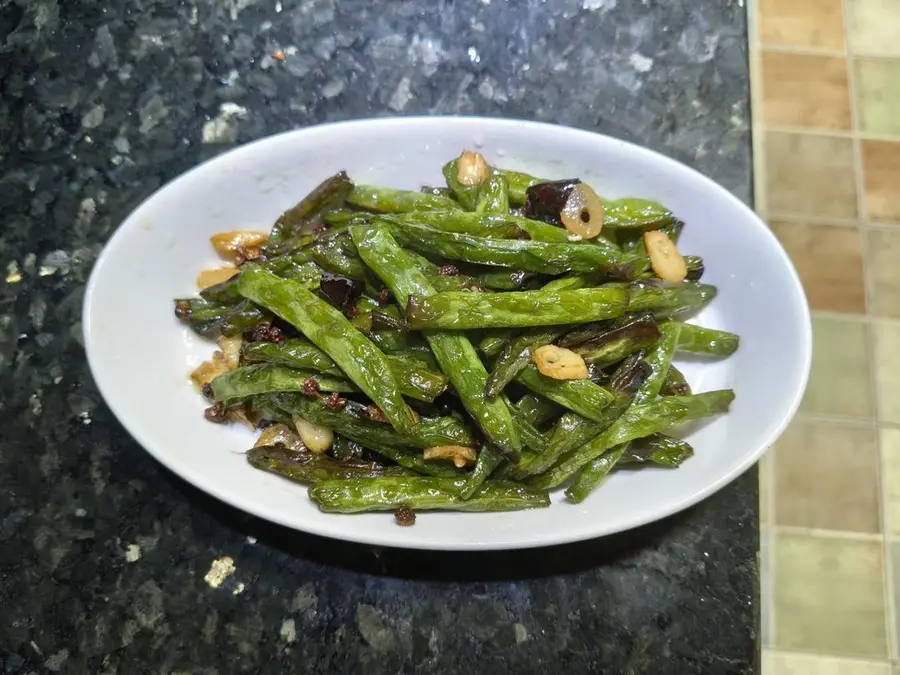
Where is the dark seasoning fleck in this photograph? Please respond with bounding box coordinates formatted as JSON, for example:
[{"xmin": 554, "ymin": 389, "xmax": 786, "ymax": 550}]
[{"xmin": 0, "ymin": 0, "xmax": 756, "ymax": 673}]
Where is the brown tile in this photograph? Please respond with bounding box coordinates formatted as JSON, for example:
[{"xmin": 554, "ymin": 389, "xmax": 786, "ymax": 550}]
[
  {"xmin": 774, "ymin": 531, "xmax": 887, "ymax": 657},
  {"xmin": 762, "ymin": 52, "xmax": 851, "ymax": 130},
  {"xmin": 800, "ymin": 316, "xmax": 873, "ymax": 419},
  {"xmin": 880, "ymin": 428, "xmax": 900, "ymax": 534},
  {"xmin": 855, "ymin": 59, "xmax": 900, "ymax": 136},
  {"xmin": 770, "ymin": 221, "xmax": 866, "ymax": 313},
  {"xmin": 759, "ymin": 0, "xmax": 846, "ymax": 51},
  {"xmin": 774, "ymin": 418, "xmax": 879, "ymax": 533},
  {"xmin": 848, "ymin": 0, "xmax": 900, "ymax": 57},
  {"xmin": 867, "ymin": 229, "xmax": 900, "ymax": 318},
  {"xmin": 872, "ymin": 321, "xmax": 900, "ymax": 423},
  {"xmin": 863, "ymin": 140, "xmax": 900, "ymax": 221},
  {"xmin": 766, "ymin": 132, "xmax": 858, "ymax": 218}
]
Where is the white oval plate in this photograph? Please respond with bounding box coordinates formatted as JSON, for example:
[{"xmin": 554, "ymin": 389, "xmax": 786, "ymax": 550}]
[{"xmin": 84, "ymin": 117, "xmax": 811, "ymax": 550}]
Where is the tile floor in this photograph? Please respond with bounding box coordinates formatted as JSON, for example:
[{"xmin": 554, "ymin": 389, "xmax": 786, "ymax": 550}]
[{"xmin": 749, "ymin": 0, "xmax": 900, "ymax": 672}]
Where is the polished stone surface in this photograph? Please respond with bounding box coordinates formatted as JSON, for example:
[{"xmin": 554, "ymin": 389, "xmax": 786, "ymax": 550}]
[{"xmin": 0, "ymin": 0, "xmax": 755, "ymax": 672}]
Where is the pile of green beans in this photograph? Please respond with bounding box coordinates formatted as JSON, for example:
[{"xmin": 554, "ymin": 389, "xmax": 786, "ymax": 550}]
[{"xmin": 174, "ymin": 155, "xmax": 739, "ymax": 520}]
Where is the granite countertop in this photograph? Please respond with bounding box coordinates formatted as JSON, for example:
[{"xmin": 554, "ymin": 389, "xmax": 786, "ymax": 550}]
[{"xmin": 0, "ymin": 0, "xmax": 756, "ymax": 672}]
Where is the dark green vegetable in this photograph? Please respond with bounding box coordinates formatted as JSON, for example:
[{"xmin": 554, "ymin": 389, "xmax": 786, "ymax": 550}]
[
  {"xmin": 619, "ymin": 434, "xmax": 694, "ymax": 468},
  {"xmin": 511, "ymin": 408, "xmax": 548, "ymax": 455},
  {"xmin": 513, "ymin": 394, "xmax": 632, "ymax": 479},
  {"xmin": 347, "ymin": 185, "xmax": 462, "ymax": 213},
  {"xmin": 515, "ymin": 394, "xmax": 562, "ymax": 428},
  {"xmin": 350, "ymin": 224, "xmax": 522, "ymax": 456},
  {"xmin": 564, "ymin": 324, "xmax": 681, "ymax": 501},
  {"xmin": 308, "ymin": 477, "xmax": 551, "ymax": 513},
  {"xmin": 308, "ymin": 239, "xmax": 369, "ymax": 282},
  {"xmin": 602, "ymin": 198, "xmax": 674, "ymax": 231},
  {"xmin": 486, "ymin": 328, "xmax": 560, "ymax": 399},
  {"xmin": 266, "ymin": 172, "xmax": 354, "ymax": 255},
  {"xmin": 528, "ymin": 390, "xmax": 735, "ymax": 489},
  {"xmin": 211, "ymin": 365, "xmax": 358, "ymax": 403},
  {"xmin": 442, "ymin": 159, "xmax": 480, "ymax": 211},
  {"xmin": 276, "ymin": 393, "xmax": 474, "ymax": 451},
  {"xmin": 248, "ymin": 445, "xmax": 415, "ymax": 484},
  {"xmin": 479, "ymin": 330, "xmax": 513, "ymax": 359},
  {"xmin": 460, "ymin": 446, "xmax": 505, "ymax": 499},
  {"xmin": 632, "ymin": 322, "xmax": 681, "ymax": 406},
  {"xmin": 243, "ymin": 338, "xmax": 343, "ymax": 375},
  {"xmin": 174, "ymin": 298, "xmax": 267, "ymax": 338},
  {"xmin": 661, "ymin": 365, "xmax": 692, "ymax": 396},
  {"xmin": 242, "ymin": 338, "xmax": 449, "ymax": 402},
  {"xmin": 330, "ymin": 435, "xmax": 367, "ymax": 461},
  {"xmin": 476, "ymin": 173, "xmax": 510, "ymax": 214},
  {"xmin": 626, "ymin": 281, "xmax": 718, "ymax": 318},
  {"xmin": 565, "ymin": 444, "xmax": 629, "ymax": 503},
  {"xmin": 238, "ymin": 266, "xmax": 419, "ymax": 434},
  {"xmin": 386, "ymin": 220, "xmax": 648, "ymax": 279},
  {"xmin": 469, "ymin": 267, "xmax": 533, "ymax": 290},
  {"xmin": 516, "ymin": 365, "xmax": 616, "ymax": 423},
  {"xmin": 569, "ymin": 313, "xmax": 662, "ymax": 368},
  {"xmin": 495, "ymin": 168, "xmax": 544, "ymax": 206},
  {"xmin": 406, "ymin": 287, "xmax": 629, "ymax": 330},
  {"xmin": 676, "ymin": 323, "xmax": 740, "ymax": 356}
]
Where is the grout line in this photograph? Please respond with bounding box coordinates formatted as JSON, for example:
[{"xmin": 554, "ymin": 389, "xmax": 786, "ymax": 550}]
[
  {"xmin": 773, "ymin": 524, "xmax": 884, "ymax": 542},
  {"xmin": 765, "ymin": 125, "xmax": 900, "ymax": 144},
  {"xmin": 790, "ymin": 411, "xmax": 878, "ymax": 428},
  {"xmin": 810, "ymin": 309, "xmax": 870, "ymax": 322},
  {"xmin": 767, "ymin": 216, "xmax": 900, "ymax": 231},
  {"xmin": 748, "ymin": 0, "xmax": 766, "ymax": 217},
  {"xmin": 758, "ymin": 44, "xmax": 848, "ymax": 58},
  {"xmin": 764, "ymin": 647, "xmax": 895, "ymax": 668},
  {"xmin": 746, "ymin": 2, "xmax": 777, "ymax": 652}
]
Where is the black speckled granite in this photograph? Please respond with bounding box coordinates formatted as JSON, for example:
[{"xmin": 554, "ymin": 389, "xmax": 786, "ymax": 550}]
[{"xmin": 0, "ymin": 0, "xmax": 757, "ymax": 672}]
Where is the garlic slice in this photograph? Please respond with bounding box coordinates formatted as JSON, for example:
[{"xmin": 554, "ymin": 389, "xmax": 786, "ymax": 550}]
[
  {"xmin": 532, "ymin": 345, "xmax": 589, "ymax": 380},
  {"xmin": 644, "ymin": 230, "xmax": 687, "ymax": 283}
]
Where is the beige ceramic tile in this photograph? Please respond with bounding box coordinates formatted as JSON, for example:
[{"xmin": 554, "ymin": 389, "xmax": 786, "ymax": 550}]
[
  {"xmin": 855, "ymin": 59, "xmax": 900, "ymax": 136},
  {"xmin": 848, "ymin": 0, "xmax": 900, "ymax": 57},
  {"xmin": 766, "ymin": 132, "xmax": 858, "ymax": 218},
  {"xmin": 800, "ymin": 316, "xmax": 873, "ymax": 419},
  {"xmin": 891, "ymin": 542, "xmax": 900, "ymax": 660},
  {"xmin": 763, "ymin": 650, "xmax": 892, "ymax": 674},
  {"xmin": 862, "ymin": 141, "xmax": 900, "ymax": 222},
  {"xmin": 880, "ymin": 428, "xmax": 900, "ymax": 535},
  {"xmin": 762, "ymin": 52, "xmax": 851, "ymax": 130},
  {"xmin": 867, "ymin": 229, "xmax": 900, "ymax": 318},
  {"xmin": 769, "ymin": 221, "xmax": 866, "ymax": 314},
  {"xmin": 872, "ymin": 321, "xmax": 900, "ymax": 423},
  {"xmin": 774, "ymin": 418, "xmax": 879, "ymax": 533},
  {"xmin": 758, "ymin": 0, "xmax": 846, "ymax": 51},
  {"xmin": 774, "ymin": 532, "xmax": 887, "ymax": 657}
]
